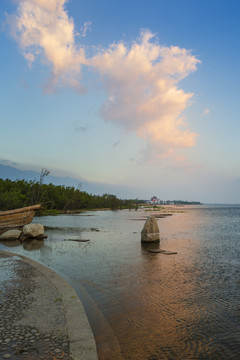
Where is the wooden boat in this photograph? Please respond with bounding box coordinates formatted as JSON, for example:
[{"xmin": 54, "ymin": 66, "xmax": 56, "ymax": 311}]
[{"xmin": 0, "ymin": 204, "xmax": 41, "ymax": 231}]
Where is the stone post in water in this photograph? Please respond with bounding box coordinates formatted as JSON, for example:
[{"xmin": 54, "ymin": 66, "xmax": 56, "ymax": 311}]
[{"xmin": 141, "ymin": 216, "xmax": 160, "ymax": 243}]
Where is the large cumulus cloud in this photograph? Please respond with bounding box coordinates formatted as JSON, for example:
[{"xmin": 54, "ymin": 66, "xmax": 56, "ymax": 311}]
[
  {"xmin": 91, "ymin": 31, "xmax": 199, "ymax": 155},
  {"xmin": 7, "ymin": 0, "xmax": 200, "ymax": 157}
]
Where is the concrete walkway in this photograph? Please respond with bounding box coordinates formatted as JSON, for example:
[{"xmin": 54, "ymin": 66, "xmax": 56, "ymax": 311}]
[{"xmin": 0, "ymin": 249, "xmax": 98, "ymax": 360}]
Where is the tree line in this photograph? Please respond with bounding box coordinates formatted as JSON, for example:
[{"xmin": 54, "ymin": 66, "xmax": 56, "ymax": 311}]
[{"xmin": 0, "ymin": 178, "xmax": 134, "ymax": 212}]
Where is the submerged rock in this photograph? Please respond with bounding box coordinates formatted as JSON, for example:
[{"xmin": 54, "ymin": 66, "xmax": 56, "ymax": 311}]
[
  {"xmin": 148, "ymin": 249, "xmax": 177, "ymax": 255},
  {"xmin": 141, "ymin": 216, "xmax": 160, "ymax": 243},
  {"xmin": 63, "ymin": 239, "xmax": 90, "ymax": 242},
  {"xmin": 0, "ymin": 229, "xmax": 22, "ymax": 240},
  {"xmin": 23, "ymin": 223, "xmax": 44, "ymax": 238}
]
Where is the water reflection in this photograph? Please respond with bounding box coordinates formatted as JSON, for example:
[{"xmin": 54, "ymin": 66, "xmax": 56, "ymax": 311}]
[
  {"xmin": 141, "ymin": 241, "xmax": 160, "ymax": 252},
  {"xmin": 0, "ymin": 240, "xmax": 22, "ymax": 248},
  {"xmin": 23, "ymin": 239, "xmax": 44, "ymax": 251},
  {"xmin": 6, "ymin": 207, "xmax": 240, "ymax": 360},
  {"xmin": 0, "ymin": 238, "xmax": 44, "ymax": 251}
]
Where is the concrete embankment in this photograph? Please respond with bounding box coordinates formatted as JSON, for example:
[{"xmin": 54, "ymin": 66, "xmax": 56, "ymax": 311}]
[{"xmin": 0, "ymin": 249, "xmax": 98, "ymax": 360}]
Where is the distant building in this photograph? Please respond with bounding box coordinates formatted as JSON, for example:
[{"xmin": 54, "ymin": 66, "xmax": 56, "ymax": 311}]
[{"xmin": 150, "ymin": 196, "xmax": 158, "ymax": 204}]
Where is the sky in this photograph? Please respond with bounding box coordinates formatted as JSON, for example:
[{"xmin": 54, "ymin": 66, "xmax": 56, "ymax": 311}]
[{"xmin": 1, "ymin": 0, "xmax": 240, "ymax": 203}]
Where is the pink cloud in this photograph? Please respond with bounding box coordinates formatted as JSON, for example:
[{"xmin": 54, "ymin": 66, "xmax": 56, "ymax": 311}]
[
  {"xmin": 7, "ymin": 1, "xmax": 200, "ymax": 158},
  {"xmin": 91, "ymin": 31, "xmax": 200, "ymax": 155},
  {"xmin": 7, "ymin": 0, "xmax": 87, "ymax": 92},
  {"xmin": 202, "ymin": 108, "xmax": 211, "ymax": 116}
]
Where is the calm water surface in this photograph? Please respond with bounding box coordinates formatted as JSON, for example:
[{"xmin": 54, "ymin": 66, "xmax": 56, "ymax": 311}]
[{"xmin": 3, "ymin": 206, "xmax": 240, "ymax": 359}]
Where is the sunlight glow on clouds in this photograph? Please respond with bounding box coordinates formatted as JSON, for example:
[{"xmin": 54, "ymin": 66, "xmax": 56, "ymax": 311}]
[
  {"xmin": 7, "ymin": 0, "xmax": 200, "ymax": 158},
  {"xmin": 80, "ymin": 21, "xmax": 92, "ymax": 38},
  {"xmin": 7, "ymin": 0, "xmax": 87, "ymax": 93},
  {"xmin": 92, "ymin": 31, "xmax": 200, "ymax": 155}
]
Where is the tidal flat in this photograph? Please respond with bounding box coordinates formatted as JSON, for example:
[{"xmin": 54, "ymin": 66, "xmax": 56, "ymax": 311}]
[{"xmin": 2, "ymin": 206, "xmax": 240, "ymax": 360}]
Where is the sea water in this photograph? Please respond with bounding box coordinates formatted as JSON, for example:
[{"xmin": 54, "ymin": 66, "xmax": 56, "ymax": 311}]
[{"xmin": 2, "ymin": 206, "xmax": 240, "ymax": 360}]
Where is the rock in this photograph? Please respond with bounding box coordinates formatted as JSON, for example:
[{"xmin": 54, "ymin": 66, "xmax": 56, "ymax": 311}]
[
  {"xmin": 63, "ymin": 239, "xmax": 90, "ymax": 242},
  {"xmin": 23, "ymin": 223, "xmax": 44, "ymax": 238},
  {"xmin": 147, "ymin": 249, "xmax": 177, "ymax": 254},
  {"xmin": 141, "ymin": 216, "xmax": 160, "ymax": 243},
  {"xmin": 3, "ymin": 354, "xmax": 12, "ymax": 359},
  {"xmin": 148, "ymin": 249, "xmax": 166, "ymax": 253},
  {"xmin": 0, "ymin": 229, "xmax": 22, "ymax": 240}
]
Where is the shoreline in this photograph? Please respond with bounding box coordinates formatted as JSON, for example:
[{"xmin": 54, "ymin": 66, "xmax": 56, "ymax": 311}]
[{"xmin": 0, "ymin": 249, "xmax": 98, "ymax": 360}]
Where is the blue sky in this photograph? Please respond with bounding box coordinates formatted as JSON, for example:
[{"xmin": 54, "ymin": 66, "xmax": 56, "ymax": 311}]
[{"xmin": 1, "ymin": 0, "xmax": 240, "ymax": 203}]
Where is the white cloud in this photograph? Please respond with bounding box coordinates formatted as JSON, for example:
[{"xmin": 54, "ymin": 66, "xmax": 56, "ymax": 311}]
[
  {"xmin": 7, "ymin": 1, "xmax": 201, "ymax": 158},
  {"xmin": 80, "ymin": 21, "xmax": 92, "ymax": 38},
  {"xmin": 7, "ymin": 0, "xmax": 87, "ymax": 92},
  {"xmin": 202, "ymin": 108, "xmax": 210, "ymax": 116},
  {"xmin": 23, "ymin": 52, "xmax": 35, "ymax": 66},
  {"xmin": 91, "ymin": 31, "xmax": 200, "ymax": 156}
]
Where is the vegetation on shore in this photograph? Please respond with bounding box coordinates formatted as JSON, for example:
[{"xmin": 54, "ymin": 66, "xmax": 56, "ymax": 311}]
[
  {"xmin": 0, "ymin": 178, "xmax": 136, "ymax": 212},
  {"xmin": 0, "ymin": 168, "xmax": 201, "ymax": 214}
]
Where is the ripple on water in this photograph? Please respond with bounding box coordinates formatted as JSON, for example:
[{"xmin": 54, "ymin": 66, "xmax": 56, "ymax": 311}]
[{"xmin": 6, "ymin": 207, "xmax": 240, "ymax": 360}]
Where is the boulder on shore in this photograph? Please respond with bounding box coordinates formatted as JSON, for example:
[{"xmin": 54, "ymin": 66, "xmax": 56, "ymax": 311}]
[
  {"xmin": 141, "ymin": 216, "xmax": 160, "ymax": 243},
  {"xmin": 23, "ymin": 223, "xmax": 44, "ymax": 238},
  {"xmin": 0, "ymin": 229, "xmax": 22, "ymax": 240}
]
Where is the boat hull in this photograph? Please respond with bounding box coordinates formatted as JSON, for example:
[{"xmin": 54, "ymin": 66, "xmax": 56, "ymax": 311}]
[{"xmin": 0, "ymin": 204, "xmax": 41, "ymax": 231}]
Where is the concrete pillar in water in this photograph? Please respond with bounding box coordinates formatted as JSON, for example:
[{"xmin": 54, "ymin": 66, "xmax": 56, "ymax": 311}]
[{"xmin": 141, "ymin": 216, "xmax": 160, "ymax": 243}]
